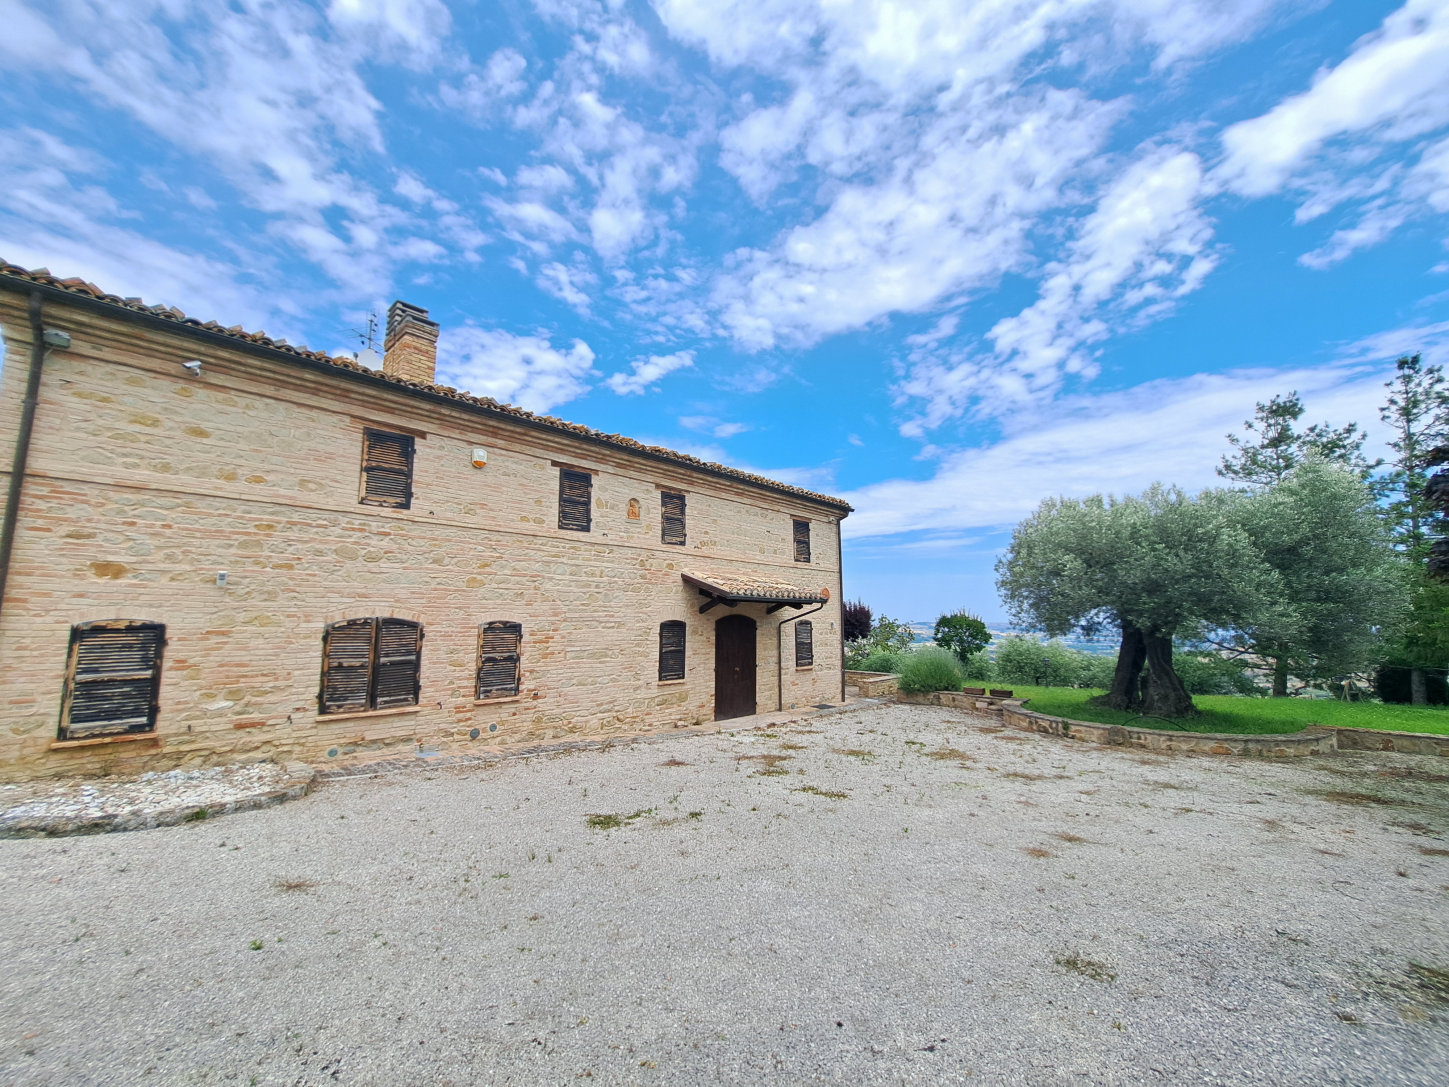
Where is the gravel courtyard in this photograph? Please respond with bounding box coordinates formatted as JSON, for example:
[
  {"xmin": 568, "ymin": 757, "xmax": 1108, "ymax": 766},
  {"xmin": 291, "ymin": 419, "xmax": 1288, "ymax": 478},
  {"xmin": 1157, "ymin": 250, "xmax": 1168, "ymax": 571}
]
[{"xmin": 2, "ymin": 702, "xmax": 1447, "ymax": 1086}]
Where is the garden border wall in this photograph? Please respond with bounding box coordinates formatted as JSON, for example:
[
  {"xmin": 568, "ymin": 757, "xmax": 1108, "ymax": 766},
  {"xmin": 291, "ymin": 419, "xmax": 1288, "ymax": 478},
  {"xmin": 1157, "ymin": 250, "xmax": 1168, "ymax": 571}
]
[{"xmin": 998, "ymin": 705, "xmax": 1337, "ymax": 756}]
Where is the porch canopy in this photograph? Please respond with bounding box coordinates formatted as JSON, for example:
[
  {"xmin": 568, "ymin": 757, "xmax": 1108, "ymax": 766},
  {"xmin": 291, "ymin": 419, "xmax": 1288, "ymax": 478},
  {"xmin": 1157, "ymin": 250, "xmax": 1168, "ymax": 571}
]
[{"xmin": 682, "ymin": 571, "xmax": 829, "ymax": 614}]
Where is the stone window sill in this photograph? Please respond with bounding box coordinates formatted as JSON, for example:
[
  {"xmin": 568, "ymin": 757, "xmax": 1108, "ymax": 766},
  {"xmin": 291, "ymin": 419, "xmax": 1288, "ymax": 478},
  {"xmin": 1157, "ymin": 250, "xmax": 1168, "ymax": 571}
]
[
  {"xmin": 51, "ymin": 731, "xmax": 161, "ymax": 751},
  {"xmin": 473, "ymin": 695, "xmax": 524, "ymax": 706},
  {"xmin": 318, "ymin": 705, "xmax": 423, "ymax": 724},
  {"xmin": 657, "ymin": 679, "xmax": 687, "ymax": 687},
  {"xmin": 795, "ymin": 666, "xmax": 815, "ymax": 671}
]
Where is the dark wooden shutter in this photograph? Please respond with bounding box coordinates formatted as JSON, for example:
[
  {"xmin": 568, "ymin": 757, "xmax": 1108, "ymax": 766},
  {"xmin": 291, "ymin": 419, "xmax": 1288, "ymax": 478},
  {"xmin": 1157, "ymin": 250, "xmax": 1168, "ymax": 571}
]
[
  {"xmin": 477, "ymin": 621, "xmax": 522, "ymax": 699},
  {"xmin": 659, "ymin": 620, "xmax": 686, "ymax": 681},
  {"xmin": 661, "ymin": 491, "xmax": 686, "ymax": 546},
  {"xmin": 795, "ymin": 620, "xmax": 814, "ymax": 667},
  {"xmin": 558, "ymin": 468, "xmax": 592, "ymax": 531},
  {"xmin": 792, "ymin": 519, "xmax": 811, "ymax": 563},
  {"xmin": 61, "ymin": 621, "xmax": 165, "ymax": 739},
  {"xmin": 319, "ymin": 618, "xmax": 376, "ymax": 714},
  {"xmin": 361, "ymin": 429, "xmax": 414, "ymax": 509},
  {"xmin": 372, "ymin": 619, "xmax": 423, "ymax": 709}
]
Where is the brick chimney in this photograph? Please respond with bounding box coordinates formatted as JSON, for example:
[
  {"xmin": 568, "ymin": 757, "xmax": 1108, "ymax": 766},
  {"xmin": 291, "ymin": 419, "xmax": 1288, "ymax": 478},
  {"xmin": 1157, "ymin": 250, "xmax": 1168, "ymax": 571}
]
[{"xmin": 382, "ymin": 300, "xmax": 439, "ymax": 385}]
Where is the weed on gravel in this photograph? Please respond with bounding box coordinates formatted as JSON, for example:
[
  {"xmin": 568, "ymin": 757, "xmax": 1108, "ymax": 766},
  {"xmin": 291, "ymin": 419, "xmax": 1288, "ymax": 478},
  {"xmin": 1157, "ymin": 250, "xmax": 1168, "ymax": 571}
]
[
  {"xmin": 586, "ymin": 808, "xmax": 655, "ymax": 830},
  {"xmin": 272, "ymin": 877, "xmax": 320, "ymax": 893},
  {"xmin": 832, "ymin": 748, "xmax": 875, "ymax": 760},
  {"xmin": 1055, "ymin": 954, "xmax": 1116, "ymax": 983},
  {"xmin": 1050, "ymin": 832, "xmax": 1090, "ymax": 844},
  {"xmin": 737, "ymin": 754, "xmax": 792, "ymax": 770},
  {"xmin": 795, "ymin": 785, "xmax": 848, "ymax": 800},
  {"xmin": 1420, "ymin": 846, "xmax": 1449, "ymax": 857},
  {"xmin": 922, "ymin": 747, "xmax": 975, "ymax": 765},
  {"xmin": 1022, "ymin": 847, "xmax": 1054, "ymax": 858}
]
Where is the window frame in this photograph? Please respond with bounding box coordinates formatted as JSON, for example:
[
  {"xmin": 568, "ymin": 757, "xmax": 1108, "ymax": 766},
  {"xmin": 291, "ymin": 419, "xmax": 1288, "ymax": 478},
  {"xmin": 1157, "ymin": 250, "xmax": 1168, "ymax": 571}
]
[
  {"xmin": 558, "ymin": 467, "xmax": 593, "ymax": 532},
  {"xmin": 792, "ymin": 518, "xmax": 811, "ymax": 563},
  {"xmin": 661, "ymin": 491, "xmax": 686, "ymax": 546},
  {"xmin": 658, "ymin": 620, "xmax": 686, "ymax": 681},
  {"xmin": 318, "ymin": 617, "xmax": 423, "ymax": 715},
  {"xmin": 794, "ymin": 620, "xmax": 814, "ymax": 668},
  {"xmin": 477, "ymin": 621, "xmax": 523, "ymax": 700},
  {"xmin": 58, "ymin": 620, "xmax": 166, "ymax": 740},
  {"xmin": 359, "ymin": 428, "xmax": 415, "ymax": 510}
]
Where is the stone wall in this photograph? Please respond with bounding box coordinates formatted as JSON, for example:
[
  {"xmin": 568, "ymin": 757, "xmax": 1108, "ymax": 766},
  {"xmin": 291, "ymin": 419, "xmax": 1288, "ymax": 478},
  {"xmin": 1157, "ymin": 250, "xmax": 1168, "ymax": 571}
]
[
  {"xmin": 1331, "ymin": 727, "xmax": 1449, "ymax": 757},
  {"xmin": 0, "ymin": 293, "xmax": 846, "ymax": 781},
  {"xmin": 844, "ymin": 671, "xmax": 898, "ymax": 697},
  {"xmin": 1000, "ymin": 705, "xmax": 1338, "ymax": 757}
]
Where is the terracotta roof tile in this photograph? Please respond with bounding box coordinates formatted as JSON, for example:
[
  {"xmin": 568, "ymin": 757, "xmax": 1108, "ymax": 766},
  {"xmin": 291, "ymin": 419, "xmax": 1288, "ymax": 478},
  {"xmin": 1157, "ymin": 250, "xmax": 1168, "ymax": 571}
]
[
  {"xmin": 0, "ymin": 260, "xmax": 851, "ymax": 512},
  {"xmin": 683, "ymin": 571, "xmax": 830, "ymax": 604}
]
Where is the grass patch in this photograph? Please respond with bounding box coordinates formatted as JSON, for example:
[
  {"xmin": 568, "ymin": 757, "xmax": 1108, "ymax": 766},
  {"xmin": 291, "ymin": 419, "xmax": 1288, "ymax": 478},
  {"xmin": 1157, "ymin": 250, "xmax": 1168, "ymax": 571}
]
[
  {"xmin": 832, "ymin": 748, "xmax": 875, "ymax": 760},
  {"xmin": 1055, "ymin": 954, "xmax": 1116, "ymax": 983},
  {"xmin": 1007, "ymin": 683, "xmax": 1449, "ymax": 736},
  {"xmin": 184, "ymin": 807, "xmax": 210, "ymax": 822},
  {"xmin": 586, "ymin": 808, "xmax": 655, "ymax": 830},
  {"xmin": 795, "ymin": 785, "xmax": 848, "ymax": 800},
  {"xmin": 779, "ymin": 742, "xmax": 809, "ymax": 751},
  {"xmin": 1022, "ymin": 846, "xmax": 1053, "ymax": 858},
  {"xmin": 659, "ymin": 758, "xmax": 690, "ymax": 767},
  {"xmin": 1050, "ymin": 832, "xmax": 1090, "ymax": 844},
  {"xmin": 754, "ymin": 767, "xmax": 791, "ymax": 777}
]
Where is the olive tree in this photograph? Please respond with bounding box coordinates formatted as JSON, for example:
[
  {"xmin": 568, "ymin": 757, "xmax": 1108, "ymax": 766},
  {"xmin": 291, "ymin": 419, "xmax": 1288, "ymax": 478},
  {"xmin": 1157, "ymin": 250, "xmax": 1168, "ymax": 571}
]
[{"xmin": 996, "ymin": 484, "xmax": 1278, "ymax": 718}]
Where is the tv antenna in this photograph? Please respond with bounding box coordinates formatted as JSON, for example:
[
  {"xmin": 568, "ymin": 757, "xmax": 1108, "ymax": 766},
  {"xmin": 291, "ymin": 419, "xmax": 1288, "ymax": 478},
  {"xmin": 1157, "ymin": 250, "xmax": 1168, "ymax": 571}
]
[{"xmin": 352, "ymin": 311, "xmax": 381, "ymax": 369}]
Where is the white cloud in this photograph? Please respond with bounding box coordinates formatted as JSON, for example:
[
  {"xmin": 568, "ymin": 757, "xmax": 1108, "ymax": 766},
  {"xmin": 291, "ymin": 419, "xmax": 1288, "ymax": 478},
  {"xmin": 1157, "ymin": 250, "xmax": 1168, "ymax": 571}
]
[
  {"xmin": 438, "ymin": 326, "xmax": 597, "ymax": 413},
  {"xmin": 0, "ymin": 127, "xmax": 277, "ymax": 330},
  {"xmin": 895, "ymin": 146, "xmax": 1217, "ymax": 432},
  {"xmin": 680, "ymin": 415, "xmax": 749, "ymax": 438},
  {"xmin": 845, "ymin": 359, "xmax": 1401, "ymax": 540},
  {"xmin": 1219, "ymin": 0, "xmax": 1449, "ymax": 197},
  {"xmin": 0, "ymin": 0, "xmax": 485, "ymax": 299},
  {"xmin": 605, "ymin": 349, "xmax": 695, "ymax": 395},
  {"xmin": 326, "ymin": 0, "xmax": 451, "ymax": 61}
]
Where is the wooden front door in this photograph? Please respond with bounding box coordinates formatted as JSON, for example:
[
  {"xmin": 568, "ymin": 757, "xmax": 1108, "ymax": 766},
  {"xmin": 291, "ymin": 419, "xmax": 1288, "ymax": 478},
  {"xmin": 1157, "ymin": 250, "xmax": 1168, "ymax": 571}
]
[{"xmin": 714, "ymin": 614, "xmax": 757, "ymax": 721}]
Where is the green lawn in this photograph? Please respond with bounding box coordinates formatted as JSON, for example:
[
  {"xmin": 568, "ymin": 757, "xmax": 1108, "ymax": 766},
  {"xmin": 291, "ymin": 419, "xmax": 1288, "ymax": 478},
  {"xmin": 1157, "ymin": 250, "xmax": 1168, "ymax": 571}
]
[{"xmin": 988, "ymin": 684, "xmax": 1449, "ymax": 736}]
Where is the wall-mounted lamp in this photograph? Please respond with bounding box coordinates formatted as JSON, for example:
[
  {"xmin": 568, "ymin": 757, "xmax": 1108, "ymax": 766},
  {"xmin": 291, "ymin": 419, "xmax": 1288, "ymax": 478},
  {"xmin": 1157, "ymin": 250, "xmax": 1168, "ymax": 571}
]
[
  {"xmin": 42, "ymin": 329, "xmax": 71, "ymax": 349},
  {"xmin": 471, "ymin": 447, "xmax": 489, "ymax": 468},
  {"xmin": 182, "ymin": 359, "xmax": 203, "ymax": 376}
]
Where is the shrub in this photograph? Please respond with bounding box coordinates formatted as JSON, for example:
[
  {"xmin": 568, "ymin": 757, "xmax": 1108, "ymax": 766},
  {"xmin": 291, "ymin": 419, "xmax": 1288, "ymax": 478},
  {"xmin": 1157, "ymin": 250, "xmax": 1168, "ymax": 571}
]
[
  {"xmin": 934, "ymin": 610, "xmax": 991, "ymax": 662},
  {"xmin": 844, "ymin": 613, "xmax": 917, "ymax": 668},
  {"xmin": 858, "ymin": 649, "xmax": 908, "ymax": 674},
  {"xmin": 897, "ymin": 648, "xmax": 965, "ymax": 693},
  {"xmin": 960, "ymin": 651, "xmax": 994, "ymax": 683},
  {"xmin": 995, "ymin": 635, "xmax": 1114, "ymax": 688},
  {"xmin": 1171, "ymin": 652, "xmax": 1261, "ymax": 696}
]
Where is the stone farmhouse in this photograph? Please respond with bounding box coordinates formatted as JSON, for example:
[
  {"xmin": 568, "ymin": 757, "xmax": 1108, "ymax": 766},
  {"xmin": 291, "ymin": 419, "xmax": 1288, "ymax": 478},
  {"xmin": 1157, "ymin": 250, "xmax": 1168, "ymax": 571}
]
[{"xmin": 0, "ymin": 263, "xmax": 851, "ymax": 782}]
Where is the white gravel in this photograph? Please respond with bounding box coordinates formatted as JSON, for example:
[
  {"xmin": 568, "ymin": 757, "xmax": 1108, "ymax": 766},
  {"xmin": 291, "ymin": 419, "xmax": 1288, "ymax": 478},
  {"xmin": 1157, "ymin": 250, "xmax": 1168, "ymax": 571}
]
[{"xmin": 1, "ymin": 702, "xmax": 1447, "ymax": 1086}]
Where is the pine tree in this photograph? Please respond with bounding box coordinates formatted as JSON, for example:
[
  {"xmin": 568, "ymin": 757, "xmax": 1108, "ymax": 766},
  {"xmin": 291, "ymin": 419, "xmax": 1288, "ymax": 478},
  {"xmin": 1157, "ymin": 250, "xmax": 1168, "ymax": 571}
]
[
  {"xmin": 1217, "ymin": 392, "xmax": 1376, "ymax": 486},
  {"xmin": 1376, "ymin": 354, "xmax": 1449, "ymax": 560}
]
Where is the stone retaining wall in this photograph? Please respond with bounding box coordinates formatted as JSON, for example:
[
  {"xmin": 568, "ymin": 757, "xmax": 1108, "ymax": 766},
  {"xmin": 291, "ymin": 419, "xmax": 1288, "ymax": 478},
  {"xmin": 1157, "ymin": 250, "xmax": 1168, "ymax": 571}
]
[
  {"xmin": 1331, "ymin": 726, "xmax": 1449, "ymax": 757},
  {"xmin": 896, "ymin": 689, "xmax": 1021, "ymax": 715},
  {"xmin": 845, "ymin": 671, "xmax": 900, "ymax": 698},
  {"xmin": 1000, "ymin": 705, "xmax": 1339, "ymax": 757}
]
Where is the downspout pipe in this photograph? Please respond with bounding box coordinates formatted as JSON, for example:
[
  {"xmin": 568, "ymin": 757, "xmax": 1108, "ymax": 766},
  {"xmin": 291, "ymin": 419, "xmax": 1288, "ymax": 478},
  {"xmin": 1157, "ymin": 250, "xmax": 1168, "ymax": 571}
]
[
  {"xmin": 777, "ymin": 600, "xmax": 826, "ymax": 712},
  {"xmin": 0, "ymin": 292, "xmax": 48, "ymax": 621},
  {"xmin": 835, "ymin": 517, "xmax": 846, "ymax": 703}
]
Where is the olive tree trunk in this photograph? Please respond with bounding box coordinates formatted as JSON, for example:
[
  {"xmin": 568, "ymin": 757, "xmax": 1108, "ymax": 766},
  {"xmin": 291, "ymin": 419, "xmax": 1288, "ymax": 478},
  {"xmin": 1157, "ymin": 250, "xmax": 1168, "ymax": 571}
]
[
  {"xmin": 1140, "ymin": 633, "xmax": 1198, "ymax": 718},
  {"xmin": 1094, "ymin": 623, "xmax": 1146, "ymax": 711},
  {"xmin": 1411, "ymin": 667, "xmax": 1428, "ymax": 706},
  {"xmin": 1271, "ymin": 658, "xmax": 1289, "ymax": 698}
]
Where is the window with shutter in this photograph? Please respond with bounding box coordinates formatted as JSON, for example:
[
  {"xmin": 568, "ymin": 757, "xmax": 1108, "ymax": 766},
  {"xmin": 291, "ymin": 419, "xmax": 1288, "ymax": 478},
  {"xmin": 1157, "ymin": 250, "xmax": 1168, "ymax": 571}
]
[
  {"xmin": 661, "ymin": 491, "xmax": 686, "ymax": 546},
  {"xmin": 792, "ymin": 518, "xmax": 811, "ymax": 563},
  {"xmin": 319, "ymin": 617, "xmax": 422, "ymax": 714},
  {"xmin": 59, "ymin": 621, "xmax": 165, "ymax": 740},
  {"xmin": 477, "ymin": 621, "xmax": 522, "ymax": 699},
  {"xmin": 795, "ymin": 620, "xmax": 814, "ymax": 668},
  {"xmin": 360, "ymin": 429, "xmax": 415, "ymax": 509},
  {"xmin": 558, "ymin": 468, "xmax": 592, "ymax": 531},
  {"xmin": 658, "ymin": 620, "xmax": 686, "ymax": 681}
]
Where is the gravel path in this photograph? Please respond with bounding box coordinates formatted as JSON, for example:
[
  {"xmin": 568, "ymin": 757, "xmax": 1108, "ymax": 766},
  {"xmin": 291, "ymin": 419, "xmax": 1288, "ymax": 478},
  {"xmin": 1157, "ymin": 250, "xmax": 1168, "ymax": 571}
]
[{"xmin": 2, "ymin": 702, "xmax": 1447, "ymax": 1086}]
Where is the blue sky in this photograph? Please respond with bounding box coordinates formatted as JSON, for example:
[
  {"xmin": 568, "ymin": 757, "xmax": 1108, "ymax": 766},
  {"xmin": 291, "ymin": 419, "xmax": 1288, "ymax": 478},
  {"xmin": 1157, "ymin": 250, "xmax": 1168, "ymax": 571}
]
[{"xmin": 2, "ymin": 0, "xmax": 1447, "ymax": 624}]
